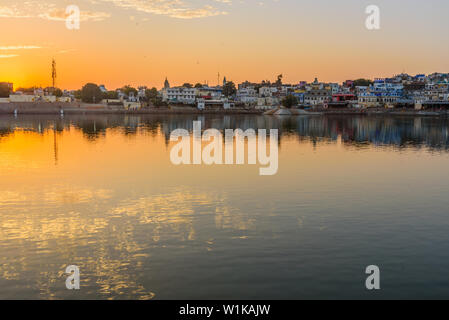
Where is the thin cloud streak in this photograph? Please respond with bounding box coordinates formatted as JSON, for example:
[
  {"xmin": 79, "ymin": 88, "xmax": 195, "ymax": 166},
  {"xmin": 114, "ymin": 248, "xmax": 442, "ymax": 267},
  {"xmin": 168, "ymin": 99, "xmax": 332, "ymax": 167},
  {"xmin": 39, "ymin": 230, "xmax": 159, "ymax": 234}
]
[
  {"xmin": 1, "ymin": 0, "xmax": 227, "ymax": 21},
  {"xmin": 0, "ymin": 45, "xmax": 42, "ymax": 50},
  {"xmin": 0, "ymin": 2, "xmax": 110, "ymax": 22},
  {"xmin": 92, "ymin": 0, "xmax": 228, "ymax": 19},
  {"xmin": 39, "ymin": 8, "xmax": 111, "ymax": 22}
]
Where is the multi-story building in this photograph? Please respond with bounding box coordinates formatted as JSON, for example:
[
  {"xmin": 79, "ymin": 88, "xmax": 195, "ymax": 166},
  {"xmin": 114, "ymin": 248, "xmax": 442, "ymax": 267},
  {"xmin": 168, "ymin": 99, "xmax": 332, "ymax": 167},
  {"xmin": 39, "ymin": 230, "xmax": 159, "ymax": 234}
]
[
  {"xmin": 357, "ymin": 79, "xmax": 404, "ymax": 108},
  {"xmin": 0, "ymin": 82, "xmax": 13, "ymax": 93},
  {"xmin": 291, "ymin": 91, "xmax": 305, "ymax": 104},
  {"xmin": 238, "ymin": 81, "xmax": 259, "ymax": 90},
  {"xmin": 279, "ymin": 84, "xmax": 294, "ymax": 96},
  {"xmin": 358, "ymin": 92, "xmax": 401, "ymax": 107},
  {"xmin": 354, "ymin": 86, "xmax": 369, "ymax": 95},
  {"xmin": 329, "ymin": 83, "xmax": 341, "ymax": 94},
  {"xmin": 236, "ymin": 87, "xmax": 257, "ymax": 104},
  {"xmin": 259, "ymin": 86, "xmax": 277, "ymax": 97},
  {"xmin": 304, "ymin": 89, "xmax": 332, "ymax": 105},
  {"xmin": 162, "ymin": 87, "xmax": 197, "ymax": 104},
  {"xmin": 332, "ymin": 94, "xmax": 357, "ymax": 102},
  {"xmin": 413, "ymin": 74, "xmax": 427, "ymax": 83},
  {"xmin": 257, "ymin": 96, "xmax": 279, "ymax": 110},
  {"xmin": 371, "ymin": 79, "xmax": 404, "ymax": 95},
  {"xmin": 137, "ymin": 86, "xmax": 147, "ymax": 100},
  {"xmin": 197, "ymin": 86, "xmax": 222, "ymax": 99}
]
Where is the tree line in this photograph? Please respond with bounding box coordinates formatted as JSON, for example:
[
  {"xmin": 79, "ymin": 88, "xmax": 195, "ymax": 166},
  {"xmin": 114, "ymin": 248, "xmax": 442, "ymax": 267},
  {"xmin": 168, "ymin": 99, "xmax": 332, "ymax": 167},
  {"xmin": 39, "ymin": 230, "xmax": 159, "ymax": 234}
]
[{"xmin": 76, "ymin": 83, "xmax": 166, "ymax": 106}]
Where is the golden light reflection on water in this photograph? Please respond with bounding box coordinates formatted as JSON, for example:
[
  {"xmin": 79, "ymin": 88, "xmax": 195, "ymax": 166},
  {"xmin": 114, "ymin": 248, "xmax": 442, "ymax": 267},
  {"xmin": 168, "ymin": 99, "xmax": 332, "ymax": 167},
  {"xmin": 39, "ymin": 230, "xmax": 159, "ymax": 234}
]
[
  {"xmin": 1, "ymin": 115, "xmax": 449, "ymax": 299},
  {"xmin": 0, "ymin": 183, "xmax": 252, "ymax": 298},
  {"xmin": 0, "ymin": 121, "xmax": 258, "ymax": 298}
]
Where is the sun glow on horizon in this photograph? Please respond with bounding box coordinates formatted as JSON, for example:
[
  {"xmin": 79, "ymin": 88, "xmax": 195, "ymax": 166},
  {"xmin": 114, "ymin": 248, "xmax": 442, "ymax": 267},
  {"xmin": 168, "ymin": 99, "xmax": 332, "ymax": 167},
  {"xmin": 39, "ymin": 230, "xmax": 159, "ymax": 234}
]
[{"xmin": 1, "ymin": 0, "xmax": 449, "ymax": 90}]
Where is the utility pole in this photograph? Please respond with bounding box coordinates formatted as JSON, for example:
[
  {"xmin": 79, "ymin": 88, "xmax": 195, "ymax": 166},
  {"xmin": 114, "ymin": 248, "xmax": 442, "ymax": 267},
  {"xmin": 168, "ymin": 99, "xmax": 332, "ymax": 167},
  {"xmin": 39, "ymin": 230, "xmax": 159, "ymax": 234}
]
[{"xmin": 51, "ymin": 58, "xmax": 57, "ymax": 89}]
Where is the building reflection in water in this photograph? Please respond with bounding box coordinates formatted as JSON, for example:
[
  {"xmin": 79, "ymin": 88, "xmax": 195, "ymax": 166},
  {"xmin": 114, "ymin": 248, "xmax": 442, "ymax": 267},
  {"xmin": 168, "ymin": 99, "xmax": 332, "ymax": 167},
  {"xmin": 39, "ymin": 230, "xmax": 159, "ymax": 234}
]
[
  {"xmin": 1, "ymin": 114, "xmax": 448, "ymax": 150},
  {"xmin": 1, "ymin": 114, "xmax": 449, "ymax": 299}
]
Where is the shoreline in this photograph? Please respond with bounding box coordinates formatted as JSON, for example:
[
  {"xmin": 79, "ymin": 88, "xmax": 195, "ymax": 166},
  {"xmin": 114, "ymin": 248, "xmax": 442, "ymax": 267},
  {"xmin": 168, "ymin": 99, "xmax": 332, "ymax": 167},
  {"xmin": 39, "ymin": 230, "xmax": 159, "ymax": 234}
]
[
  {"xmin": 0, "ymin": 102, "xmax": 448, "ymax": 117},
  {"xmin": 0, "ymin": 102, "xmax": 263, "ymax": 115}
]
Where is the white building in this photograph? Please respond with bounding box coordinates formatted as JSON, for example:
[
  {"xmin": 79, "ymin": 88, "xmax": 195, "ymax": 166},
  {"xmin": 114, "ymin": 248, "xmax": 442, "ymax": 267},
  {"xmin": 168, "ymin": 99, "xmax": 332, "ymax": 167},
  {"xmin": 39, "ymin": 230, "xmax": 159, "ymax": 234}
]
[
  {"xmin": 237, "ymin": 87, "xmax": 258, "ymax": 104},
  {"xmin": 257, "ymin": 97, "xmax": 279, "ymax": 109},
  {"xmin": 162, "ymin": 87, "xmax": 197, "ymax": 104},
  {"xmin": 329, "ymin": 83, "xmax": 341, "ymax": 94},
  {"xmin": 358, "ymin": 93, "xmax": 400, "ymax": 108},
  {"xmin": 197, "ymin": 86, "xmax": 222, "ymax": 99},
  {"xmin": 138, "ymin": 86, "xmax": 147, "ymax": 99},
  {"xmin": 99, "ymin": 85, "xmax": 107, "ymax": 93},
  {"xmin": 128, "ymin": 92, "xmax": 138, "ymax": 102},
  {"xmin": 279, "ymin": 85, "xmax": 294, "ymax": 96},
  {"xmin": 259, "ymin": 86, "xmax": 277, "ymax": 97},
  {"xmin": 304, "ymin": 90, "xmax": 332, "ymax": 105}
]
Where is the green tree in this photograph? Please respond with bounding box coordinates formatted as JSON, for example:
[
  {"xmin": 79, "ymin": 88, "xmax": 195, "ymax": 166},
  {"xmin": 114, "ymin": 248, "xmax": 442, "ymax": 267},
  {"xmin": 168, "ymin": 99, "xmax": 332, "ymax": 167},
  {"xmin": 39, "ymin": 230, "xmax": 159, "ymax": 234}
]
[
  {"xmin": 194, "ymin": 83, "xmax": 203, "ymax": 88},
  {"xmin": 16, "ymin": 87, "xmax": 35, "ymax": 94},
  {"xmin": 74, "ymin": 90, "xmax": 82, "ymax": 100},
  {"xmin": 182, "ymin": 83, "xmax": 193, "ymax": 88},
  {"xmin": 152, "ymin": 97, "xmax": 167, "ymax": 107},
  {"xmin": 276, "ymin": 74, "xmax": 283, "ymax": 86},
  {"xmin": 0, "ymin": 83, "xmax": 11, "ymax": 98},
  {"xmin": 104, "ymin": 90, "xmax": 118, "ymax": 99},
  {"xmin": 281, "ymin": 94, "xmax": 298, "ymax": 108},
  {"xmin": 81, "ymin": 83, "xmax": 103, "ymax": 103},
  {"xmin": 352, "ymin": 79, "xmax": 373, "ymax": 87},
  {"xmin": 222, "ymin": 81, "xmax": 236, "ymax": 97},
  {"xmin": 53, "ymin": 88, "xmax": 63, "ymax": 97},
  {"xmin": 145, "ymin": 87, "xmax": 158, "ymax": 100},
  {"xmin": 121, "ymin": 85, "xmax": 138, "ymax": 97},
  {"xmin": 145, "ymin": 87, "xmax": 166, "ymax": 107}
]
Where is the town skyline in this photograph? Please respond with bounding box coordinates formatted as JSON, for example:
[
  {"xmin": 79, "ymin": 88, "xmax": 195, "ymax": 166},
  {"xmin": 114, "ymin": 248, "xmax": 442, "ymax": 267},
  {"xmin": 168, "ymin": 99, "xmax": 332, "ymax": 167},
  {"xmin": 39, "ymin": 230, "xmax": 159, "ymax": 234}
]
[
  {"xmin": 3, "ymin": 71, "xmax": 448, "ymax": 92},
  {"xmin": 2, "ymin": 62, "xmax": 449, "ymax": 92},
  {"xmin": 2, "ymin": 71, "xmax": 448, "ymax": 112}
]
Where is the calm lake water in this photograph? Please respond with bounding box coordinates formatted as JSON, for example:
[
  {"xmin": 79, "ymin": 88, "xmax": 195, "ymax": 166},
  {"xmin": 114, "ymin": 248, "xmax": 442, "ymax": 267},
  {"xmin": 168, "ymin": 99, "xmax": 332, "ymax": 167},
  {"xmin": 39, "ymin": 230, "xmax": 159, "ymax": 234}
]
[{"xmin": 1, "ymin": 114, "xmax": 449, "ymax": 299}]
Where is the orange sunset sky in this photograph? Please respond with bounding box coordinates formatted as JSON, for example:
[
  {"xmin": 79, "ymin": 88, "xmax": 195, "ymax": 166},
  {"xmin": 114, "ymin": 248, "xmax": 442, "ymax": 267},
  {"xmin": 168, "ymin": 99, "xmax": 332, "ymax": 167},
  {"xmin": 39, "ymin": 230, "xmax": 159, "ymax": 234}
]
[{"xmin": 1, "ymin": 0, "xmax": 449, "ymax": 90}]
